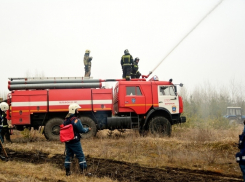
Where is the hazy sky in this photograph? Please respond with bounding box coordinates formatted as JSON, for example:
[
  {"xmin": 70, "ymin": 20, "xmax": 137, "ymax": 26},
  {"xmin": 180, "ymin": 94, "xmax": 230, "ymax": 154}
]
[{"xmin": 0, "ymin": 0, "xmax": 244, "ymax": 95}]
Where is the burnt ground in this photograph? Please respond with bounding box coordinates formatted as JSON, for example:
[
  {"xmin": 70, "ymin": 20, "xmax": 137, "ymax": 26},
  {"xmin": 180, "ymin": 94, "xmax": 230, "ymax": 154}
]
[{"xmin": 3, "ymin": 148, "xmax": 243, "ymax": 182}]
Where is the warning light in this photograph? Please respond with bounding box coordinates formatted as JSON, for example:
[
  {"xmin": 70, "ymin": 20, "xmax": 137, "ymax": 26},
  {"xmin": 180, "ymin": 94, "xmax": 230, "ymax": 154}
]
[{"xmin": 149, "ymin": 75, "xmax": 159, "ymax": 81}]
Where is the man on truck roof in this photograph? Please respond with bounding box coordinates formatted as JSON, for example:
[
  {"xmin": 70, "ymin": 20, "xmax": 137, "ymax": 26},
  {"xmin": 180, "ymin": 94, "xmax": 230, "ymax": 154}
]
[
  {"xmin": 131, "ymin": 57, "xmax": 141, "ymax": 79},
  {"xmin": 84, "ymin": 49, "xmax": 93, "ymax": 77},
  {"xmin": 121, "ymin": 49, "xmax": 133, "ymax": 81}
]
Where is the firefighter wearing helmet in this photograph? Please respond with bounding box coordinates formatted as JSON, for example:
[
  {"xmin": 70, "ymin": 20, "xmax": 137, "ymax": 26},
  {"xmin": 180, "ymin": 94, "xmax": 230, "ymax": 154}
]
[
  {"xmin": 131, "ymin": 57, "xmax": 141, "ymax": 79},
  {"xmin": 63, "ymin": 103, "xmax": 91, "ymax": 176},
  {"xmin": 83, "ymin": 50, "xmax": 93, "ymax": 77},
  {"xmin": 0, "ymin": 102, "xmax": 10, "ymax": 160},
  {"xmin": 121, "ymin": 49, "xmax": 133, "ymax": 80}
]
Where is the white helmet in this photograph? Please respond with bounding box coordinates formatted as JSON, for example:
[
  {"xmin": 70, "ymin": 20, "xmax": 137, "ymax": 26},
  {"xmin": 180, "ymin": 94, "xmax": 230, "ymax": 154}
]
[
  {"xmin": 0, "ymin": 102, "xmax": 9, "ymax": 111},
  {"xmin": 68, "ymin": 103, "xmax": 81, "ymax": 114}
]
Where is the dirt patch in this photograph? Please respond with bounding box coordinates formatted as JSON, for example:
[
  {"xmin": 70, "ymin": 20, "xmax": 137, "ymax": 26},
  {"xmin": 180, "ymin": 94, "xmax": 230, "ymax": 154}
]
[{"xmin": 4, "ymin": 148, "xmax": 243, "ymax": 182}]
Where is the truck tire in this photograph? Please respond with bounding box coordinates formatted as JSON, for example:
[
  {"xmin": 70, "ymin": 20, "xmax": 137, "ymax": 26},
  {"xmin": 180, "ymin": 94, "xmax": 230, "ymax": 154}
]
[
  {"xmin": 44, "ymin": 118, "xmax": 63, "ymax": 141},
  {"xmin": 79, "ymin": 117, "xmax": 97, "ymax": 139},
  {"xmin": 15, "ymin": 125, "xmax": 24, "ymax": 131},
  {"xmin": 149, "ymin": 116, "xmax": 171, "ymax": 137}
]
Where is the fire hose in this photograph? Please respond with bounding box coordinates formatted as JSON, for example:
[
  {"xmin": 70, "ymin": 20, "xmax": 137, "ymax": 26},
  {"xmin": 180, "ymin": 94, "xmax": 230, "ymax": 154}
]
[
  {"xmin": 142, "ymin": 0, "xmax": 224, "ymax": 79},
  {"xmin": 0, "ymin": 139, "xmax": 8, "ymax": 160}
]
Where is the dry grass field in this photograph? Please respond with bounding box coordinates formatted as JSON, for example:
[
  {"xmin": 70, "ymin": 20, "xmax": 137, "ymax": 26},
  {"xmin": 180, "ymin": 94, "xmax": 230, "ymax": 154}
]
[{"xmin": 0, "ymin": 124, "xmax": 244, "ymax": 182}]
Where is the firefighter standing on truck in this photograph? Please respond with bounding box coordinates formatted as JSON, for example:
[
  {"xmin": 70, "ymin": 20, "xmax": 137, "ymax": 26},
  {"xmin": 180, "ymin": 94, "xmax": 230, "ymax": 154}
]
[
  {"xmin": 64, "ymin": 103, "xmax": 91, "ymax": 176},
  {"xmin": 0, "ymin": 102, "xmax": 11, "ymax": 143},
  {"xmin": 131, "ymin": 57, "xmax": 141, "ymax": 79},
  {"xmin": 121, "ymin": 49, "xmax": 133, "ymax": 80},
  {"xmin": 84, "ymin": 50, "xmax": 93, "ymax": 77},
  {"xmin": 0, "ymin": 102, "xmax": 9, "ymax": 160}
]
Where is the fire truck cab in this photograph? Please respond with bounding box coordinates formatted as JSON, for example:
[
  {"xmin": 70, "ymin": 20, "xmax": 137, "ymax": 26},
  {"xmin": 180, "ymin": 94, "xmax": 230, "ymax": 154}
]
[{"xmin": 113, "ymin": 79, "xmax": 185, "ymax": 135}]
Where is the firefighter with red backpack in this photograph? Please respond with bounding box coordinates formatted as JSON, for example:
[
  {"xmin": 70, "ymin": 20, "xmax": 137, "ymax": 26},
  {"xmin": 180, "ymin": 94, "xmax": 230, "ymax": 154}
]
[{"xmin": 61, "ymin": 103, "xmax": 91, "ymax": 176}]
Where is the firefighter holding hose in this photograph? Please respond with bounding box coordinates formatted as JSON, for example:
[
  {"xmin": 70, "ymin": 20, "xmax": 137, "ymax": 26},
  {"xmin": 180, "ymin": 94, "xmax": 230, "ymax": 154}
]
[
  {"xmin": 83, "ymin": 50, "xmax": 93, "ymax": 77},
  {"xmin": 131, "ymin": 57, "xmax": 141, "ymax": 79},
  {"xmin": 63, "ymin": 103, "xmax": 91, "ymax": 176}
]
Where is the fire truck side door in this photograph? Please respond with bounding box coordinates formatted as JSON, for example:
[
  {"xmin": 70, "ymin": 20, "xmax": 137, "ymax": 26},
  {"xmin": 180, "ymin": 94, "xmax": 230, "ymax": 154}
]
[
  {"xmin": 11, "ymin": 95, "xmax": 30, "ymax": 125},
  {"xmin": 158, "ymin": 85, "xmax": 179, "ymax": 114},
  {"xmin": 11, "ymin": 90, "xmax": 47, "ymax": 125},
  {"xmin": 124, "ymin": 86, "xmax": 145, "ymax": 114}
]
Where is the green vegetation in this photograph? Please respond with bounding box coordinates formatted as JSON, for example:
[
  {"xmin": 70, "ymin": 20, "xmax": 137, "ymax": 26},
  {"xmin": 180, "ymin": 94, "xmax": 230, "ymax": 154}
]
[{"xmin": 179, "ymin": 82, "xmax": 245, "ymax": 129}]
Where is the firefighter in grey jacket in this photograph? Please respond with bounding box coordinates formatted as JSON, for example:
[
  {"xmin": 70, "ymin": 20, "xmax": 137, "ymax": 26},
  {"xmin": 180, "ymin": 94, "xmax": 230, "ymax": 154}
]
[
  {"xmin": 63, "ymin": 103, "xmax": 91, "ymax": 176},
  {"xmin": 83, "ymin": 50, "xmax": 93, "ymax": 77}
]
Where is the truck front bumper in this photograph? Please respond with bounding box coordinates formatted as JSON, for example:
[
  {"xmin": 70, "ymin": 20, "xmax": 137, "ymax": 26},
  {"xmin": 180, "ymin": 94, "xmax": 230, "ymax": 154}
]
[{"xmin": 180, "ymin": 116, "xmax": 186, "ymax": 123}]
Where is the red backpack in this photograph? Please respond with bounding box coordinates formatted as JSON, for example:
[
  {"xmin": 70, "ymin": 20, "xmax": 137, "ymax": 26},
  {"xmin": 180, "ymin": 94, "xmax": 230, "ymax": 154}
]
[{"xmin": 60, "ymin": 123, "xmax": 74, "ymax": 142}]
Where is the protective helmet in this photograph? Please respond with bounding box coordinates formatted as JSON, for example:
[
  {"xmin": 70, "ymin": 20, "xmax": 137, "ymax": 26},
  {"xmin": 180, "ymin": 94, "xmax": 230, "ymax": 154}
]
[
  {"xmin": 0, "ymin": 102, "xmax": 9, "ymax": 111},
  {"xmin": 135, "ymin": 57, "xmax": 140, "ymax": 61},
  {"xmin": 124, "ymin": 49, "xmax": 129, "ymax": 54},
  {"xmin": 68, "ymin": 103, "xmax": 81, "ymax": 114},
  {"xmin": 85, "ymin": 50, "xmax": 90, "ymax": 54}
]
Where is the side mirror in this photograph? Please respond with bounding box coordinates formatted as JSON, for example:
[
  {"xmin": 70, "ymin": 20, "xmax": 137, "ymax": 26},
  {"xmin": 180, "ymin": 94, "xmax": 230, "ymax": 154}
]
[{"xmin": 174, "ymin": 86, "xmax": 177, "ymax": 96}]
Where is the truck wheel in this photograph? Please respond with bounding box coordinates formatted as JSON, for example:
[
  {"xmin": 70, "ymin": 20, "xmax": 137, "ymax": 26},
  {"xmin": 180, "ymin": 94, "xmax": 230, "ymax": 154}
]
[
  {"xmin": 15, "ymin": 125, "xmax": 24, "ymax": 131},
  {"xmin": 149, "ymin": 116, "xmax": 171, "ymax": 137},
  {"xmin": 44, "ymin": 118, "xmax": 63, "ymax": 141},
  {"xmin": 79, "ymin": 117, "xmax": 97, "ymax": 139}
]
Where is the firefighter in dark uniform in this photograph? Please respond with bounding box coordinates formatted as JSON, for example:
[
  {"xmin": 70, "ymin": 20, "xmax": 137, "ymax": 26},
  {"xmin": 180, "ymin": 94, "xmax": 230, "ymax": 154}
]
[
  {"xmin": 83, "ymin": 50, "xmax": 93, "ymax": 77},
  {"xmin": 0, "ymin": 102, "xmax": 11, "ymax": 144},
  {"xmin": 131, "ymin": 57, "xmax": 141, "ymax": 79},
  {"xmin": 236, "ymin": 120, "xmax": 245, "ymax": 181},
  {"xmin": 0, "ymin": 106, "xmax": 4, "ymax": 160},
  {"xmin": 64, "ymin": 103, "xmax": 91, "ymax": 176},
  {"xmin": 0, "ymin": 102, "xmax": 9, "ymax": 160},
  {"xmin": 121, "ymin": 49, "xmax": 133, "ymax": 80}
]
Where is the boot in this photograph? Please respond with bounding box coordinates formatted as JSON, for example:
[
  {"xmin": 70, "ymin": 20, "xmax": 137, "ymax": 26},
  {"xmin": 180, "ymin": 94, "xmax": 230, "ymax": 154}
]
[
  {"xmin": 0, "ymin": 155, "xmax": 6, "ymax": 161},
  {"xmin": 80, "ymin": 166, "xmax": 87, "ymax": 174},
  {"xmin": 66, "ymin": 168, "xmax": 71, "ymax": 176}
]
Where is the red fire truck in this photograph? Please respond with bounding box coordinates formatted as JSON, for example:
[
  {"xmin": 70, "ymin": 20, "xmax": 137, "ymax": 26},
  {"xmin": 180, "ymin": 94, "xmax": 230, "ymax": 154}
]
[{"xmin": 6, "ymin": 76, "xmax": 186, "ymax": 140}]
